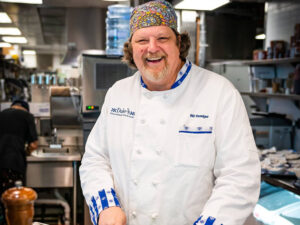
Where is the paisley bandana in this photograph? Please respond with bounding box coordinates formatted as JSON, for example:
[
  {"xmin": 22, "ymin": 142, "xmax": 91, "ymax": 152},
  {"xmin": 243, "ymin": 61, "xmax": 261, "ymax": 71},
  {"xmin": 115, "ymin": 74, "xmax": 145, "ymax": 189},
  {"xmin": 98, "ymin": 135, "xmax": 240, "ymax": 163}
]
[{"xmin": 130, "ymin": 0, "xmax": 177, "ymax": 35}]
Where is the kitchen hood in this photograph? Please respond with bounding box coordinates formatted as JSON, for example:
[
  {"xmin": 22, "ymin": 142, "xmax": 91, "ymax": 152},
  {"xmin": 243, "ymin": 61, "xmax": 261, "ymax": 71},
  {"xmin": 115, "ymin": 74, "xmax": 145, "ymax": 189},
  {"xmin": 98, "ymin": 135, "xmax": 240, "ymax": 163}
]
[{"xmin": 61, "ymin": 7, "xmax": 106, "ymax": 66}]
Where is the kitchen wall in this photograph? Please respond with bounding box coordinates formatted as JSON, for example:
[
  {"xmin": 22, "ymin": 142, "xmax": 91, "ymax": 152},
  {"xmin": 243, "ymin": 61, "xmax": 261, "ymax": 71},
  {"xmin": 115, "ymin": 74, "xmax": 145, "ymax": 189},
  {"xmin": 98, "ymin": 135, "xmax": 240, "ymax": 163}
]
[
  {"xmin": 264, "ymin": 2, "xmax": 300, "ymax": 150},
  {"xmin": 265, "ymin": 2, "xmax": 300, "ymax": 49}
]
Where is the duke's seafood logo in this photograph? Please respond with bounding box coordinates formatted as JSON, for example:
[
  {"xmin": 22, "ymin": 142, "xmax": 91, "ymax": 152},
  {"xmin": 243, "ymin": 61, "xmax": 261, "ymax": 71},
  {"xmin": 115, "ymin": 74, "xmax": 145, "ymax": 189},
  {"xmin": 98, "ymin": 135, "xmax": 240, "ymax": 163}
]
[{"xmin": 110, "ymin": 107, "xmax": 135, "ymax": 118}]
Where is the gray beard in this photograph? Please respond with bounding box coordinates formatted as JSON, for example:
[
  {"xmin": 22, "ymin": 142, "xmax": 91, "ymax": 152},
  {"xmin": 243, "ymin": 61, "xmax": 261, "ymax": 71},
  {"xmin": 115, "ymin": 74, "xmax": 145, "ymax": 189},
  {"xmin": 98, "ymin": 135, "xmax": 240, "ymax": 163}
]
[{"xmin": 142, "ymin": 64, "xmax": 169, "ymax": 83}]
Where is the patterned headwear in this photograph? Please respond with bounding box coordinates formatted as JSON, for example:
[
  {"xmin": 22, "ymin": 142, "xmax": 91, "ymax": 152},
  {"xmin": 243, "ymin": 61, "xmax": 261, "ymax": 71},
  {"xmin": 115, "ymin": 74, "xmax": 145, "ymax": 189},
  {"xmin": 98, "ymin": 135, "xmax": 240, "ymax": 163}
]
[{"xmin": 130, "ymin": 0, "xmax": 177, "ymax": 35}]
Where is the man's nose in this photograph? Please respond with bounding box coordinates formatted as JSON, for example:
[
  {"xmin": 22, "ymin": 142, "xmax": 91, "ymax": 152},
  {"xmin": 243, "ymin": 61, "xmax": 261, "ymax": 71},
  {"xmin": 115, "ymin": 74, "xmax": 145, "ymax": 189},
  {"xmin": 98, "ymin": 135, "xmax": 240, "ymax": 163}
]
[{"xmin": 148, "ymin": 38, "xmax": 159, "ymax": 53}]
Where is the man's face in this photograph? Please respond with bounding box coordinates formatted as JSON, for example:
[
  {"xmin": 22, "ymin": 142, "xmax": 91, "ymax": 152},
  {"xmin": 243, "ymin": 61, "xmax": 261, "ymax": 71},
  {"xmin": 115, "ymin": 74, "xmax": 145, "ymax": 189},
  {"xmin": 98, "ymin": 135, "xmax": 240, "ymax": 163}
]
[{"xmin": 131, "ymin": 26, "xmax": 182, "ymax": 90}]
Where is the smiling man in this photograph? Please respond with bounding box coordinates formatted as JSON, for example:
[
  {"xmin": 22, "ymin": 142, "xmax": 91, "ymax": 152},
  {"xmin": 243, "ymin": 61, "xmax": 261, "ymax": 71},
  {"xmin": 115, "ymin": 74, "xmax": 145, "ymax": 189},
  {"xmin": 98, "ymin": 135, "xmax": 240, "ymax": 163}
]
[
  {"xmin": 131, "ymin": 25, "xmax": 184, "ymax": 91},
  {"xmin": 79, "ymin": 1, "xmax": 261, "ymax": 225}
]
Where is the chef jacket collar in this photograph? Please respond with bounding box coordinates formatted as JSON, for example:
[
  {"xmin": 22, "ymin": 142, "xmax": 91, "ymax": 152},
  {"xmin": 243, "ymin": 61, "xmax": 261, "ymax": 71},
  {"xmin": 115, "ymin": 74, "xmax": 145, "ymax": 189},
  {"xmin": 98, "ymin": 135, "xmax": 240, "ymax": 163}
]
[{"xmin": 140, "ymin": 59, "xmax": 191, "ymax": 90}]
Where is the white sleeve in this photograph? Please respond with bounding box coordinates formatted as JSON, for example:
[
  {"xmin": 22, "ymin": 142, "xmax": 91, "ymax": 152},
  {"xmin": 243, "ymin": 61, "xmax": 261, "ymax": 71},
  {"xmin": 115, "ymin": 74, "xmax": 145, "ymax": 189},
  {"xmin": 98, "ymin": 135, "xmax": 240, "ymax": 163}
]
[
  {"xmin": 194, "ymin": 85, "xmax": 261, "ymax": 225},
  {"xmin": 79, "ymin": 89, "xmax": 120, "ymax": 225}
]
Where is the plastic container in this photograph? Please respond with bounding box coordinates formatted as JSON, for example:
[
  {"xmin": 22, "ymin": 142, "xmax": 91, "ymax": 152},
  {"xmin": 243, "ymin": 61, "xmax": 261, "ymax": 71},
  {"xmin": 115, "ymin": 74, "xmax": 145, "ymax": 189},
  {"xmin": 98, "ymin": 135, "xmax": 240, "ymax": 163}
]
[
  {"xmin": 30, "ymin": 74, "xmax": 36, "ymax": 85},
  {"xmin": 106, "ymin": 4, "xmax": 131, "ymax": 56},
  {"xmin": 253, "ymin": 189, "xmax": 300, "ymax": 225},
  {"xmin": 273, "ymin": 202, "xmax": 300, "ymax": 225}
]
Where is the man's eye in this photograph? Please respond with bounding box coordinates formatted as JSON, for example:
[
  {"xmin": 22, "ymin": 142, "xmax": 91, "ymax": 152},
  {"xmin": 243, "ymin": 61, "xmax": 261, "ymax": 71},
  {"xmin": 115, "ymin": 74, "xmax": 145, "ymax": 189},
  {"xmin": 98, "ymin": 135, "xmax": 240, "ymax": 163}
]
[
  {"xmin": 158, "ymin": 37, "xmax": 169, "ymax": 41},
  {"xmin": 137, "ymin": 39, "xmax": 147, "ymax": 43}
]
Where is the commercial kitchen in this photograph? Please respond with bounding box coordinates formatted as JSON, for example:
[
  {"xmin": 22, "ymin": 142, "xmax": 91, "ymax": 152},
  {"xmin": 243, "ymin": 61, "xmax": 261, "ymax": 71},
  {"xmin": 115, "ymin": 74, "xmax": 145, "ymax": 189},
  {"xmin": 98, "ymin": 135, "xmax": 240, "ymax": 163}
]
[{"xmin": 0, "ymin": 0, "xmax": 299, "ymax": 225}]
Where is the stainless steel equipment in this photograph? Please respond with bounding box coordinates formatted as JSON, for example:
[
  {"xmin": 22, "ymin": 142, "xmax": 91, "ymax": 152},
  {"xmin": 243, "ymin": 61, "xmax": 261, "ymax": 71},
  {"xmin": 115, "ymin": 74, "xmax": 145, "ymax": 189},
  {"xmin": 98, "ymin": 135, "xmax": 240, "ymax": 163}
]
[
  {"xmin": 50, "ymin": 86, "xmax": 81, "ymax": 128},
  {"xmin": 27, "ymin": 146, "xmax": 81, "ymax": 188},
  {"xmin": 251, "ymin": 117, "xmax": 293, "ymax": 149},
  {"xmin": 81, "ymin": 54, "xmax": 135, "ymax": 113},
  {"xmin": 28, "ymin": 86, "xmax": 83, "ymax": 225},
  {"xmin": 26, "ymin": 136, "xmax": 82, "ymax": 225}
]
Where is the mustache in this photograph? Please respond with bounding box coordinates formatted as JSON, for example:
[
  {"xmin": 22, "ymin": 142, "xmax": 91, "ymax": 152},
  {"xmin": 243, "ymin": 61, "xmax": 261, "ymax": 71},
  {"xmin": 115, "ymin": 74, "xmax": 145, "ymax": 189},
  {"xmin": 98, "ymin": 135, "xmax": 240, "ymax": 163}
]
[{"xmin": 143, "ymin": 53, "xmax": 167, "ymax": 60}]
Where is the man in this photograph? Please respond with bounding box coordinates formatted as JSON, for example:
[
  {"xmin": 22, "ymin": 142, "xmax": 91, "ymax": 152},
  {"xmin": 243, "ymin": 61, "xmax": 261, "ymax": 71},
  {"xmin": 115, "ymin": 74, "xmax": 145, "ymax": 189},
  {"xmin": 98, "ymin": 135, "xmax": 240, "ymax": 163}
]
[
  {"xmin": 0, "ymin": 99, "xmax": 38, "ymax": 223},
  {"xmin": 80, "ymin": 1, "xmax": 261, "ymax": 225}
]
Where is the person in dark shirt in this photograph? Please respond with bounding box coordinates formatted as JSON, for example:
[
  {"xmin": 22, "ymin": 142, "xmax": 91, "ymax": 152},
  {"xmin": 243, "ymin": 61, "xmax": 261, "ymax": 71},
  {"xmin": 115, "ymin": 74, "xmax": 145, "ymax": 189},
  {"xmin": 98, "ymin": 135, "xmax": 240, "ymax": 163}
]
[{"xmin": 0, "ymin": 100, "xmax": 38, "ymax": 224}]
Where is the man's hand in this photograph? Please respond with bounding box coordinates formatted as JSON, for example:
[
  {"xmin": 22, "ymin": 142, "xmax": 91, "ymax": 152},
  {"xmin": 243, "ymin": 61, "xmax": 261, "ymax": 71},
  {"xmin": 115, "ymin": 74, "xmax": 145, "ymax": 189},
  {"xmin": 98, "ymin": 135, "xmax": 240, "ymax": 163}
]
[{"xmin": 98, "ymin": 206, "xmax": 126, "ymax": 225}]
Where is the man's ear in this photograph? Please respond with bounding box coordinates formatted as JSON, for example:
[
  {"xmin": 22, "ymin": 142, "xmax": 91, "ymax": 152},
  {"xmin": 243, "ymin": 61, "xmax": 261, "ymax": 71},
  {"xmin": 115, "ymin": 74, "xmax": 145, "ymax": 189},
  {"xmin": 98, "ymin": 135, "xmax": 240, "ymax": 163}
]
[{"xmin": 177, "ymin": 34, "xmax": 181, "ymax": 48}]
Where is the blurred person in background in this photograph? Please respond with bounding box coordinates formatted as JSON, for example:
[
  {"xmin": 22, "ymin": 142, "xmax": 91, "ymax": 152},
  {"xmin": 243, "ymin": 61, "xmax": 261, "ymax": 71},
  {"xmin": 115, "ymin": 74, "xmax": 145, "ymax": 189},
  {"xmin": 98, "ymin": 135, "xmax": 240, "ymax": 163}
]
[
  {"xmin": 80, "ymin": 1, "xmax": 261, "ymax": 225},
  {"xmin": 0, "ymin": 99, "xmax": 38, "ymax": 224}
]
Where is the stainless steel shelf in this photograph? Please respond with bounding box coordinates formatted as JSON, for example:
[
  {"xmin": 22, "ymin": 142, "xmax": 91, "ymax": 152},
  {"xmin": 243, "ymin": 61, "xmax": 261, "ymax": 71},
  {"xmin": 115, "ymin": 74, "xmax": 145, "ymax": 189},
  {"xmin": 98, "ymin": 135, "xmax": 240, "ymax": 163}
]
[
  {"xmin": 241, "ymin": 92, "xmax": 300, "ymax": 100},
  {"xmin": 208, "ymin": 57, "xmax": 300, "ymax": 66}
]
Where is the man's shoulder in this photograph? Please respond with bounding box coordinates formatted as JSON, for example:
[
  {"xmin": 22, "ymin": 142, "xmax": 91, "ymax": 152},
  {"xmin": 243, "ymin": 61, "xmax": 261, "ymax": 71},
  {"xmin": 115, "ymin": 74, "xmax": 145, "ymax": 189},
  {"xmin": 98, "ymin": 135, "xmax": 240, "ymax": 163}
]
[
  {"xmin": 190, "ymin": 64, "xmax": 236, "ymax": 90},
  {"xmin": 110, "ymin": 72, "xmax": 139, "ymax": 92},
  {"xmin": 191, "ymin": 64, "xmax": 227, "ymax": 81},
  {"xmin": 1, "ymin": 107, "xmax": 33, "ymax": 119}
]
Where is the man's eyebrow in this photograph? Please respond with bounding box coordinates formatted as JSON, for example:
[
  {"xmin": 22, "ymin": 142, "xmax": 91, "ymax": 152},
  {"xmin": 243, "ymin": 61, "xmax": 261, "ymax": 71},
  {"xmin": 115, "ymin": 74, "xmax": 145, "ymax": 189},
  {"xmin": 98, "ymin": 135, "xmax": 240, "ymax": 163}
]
[{"xmin": 134, "ymin": 32, "xmax": 169, "ymax": 39}]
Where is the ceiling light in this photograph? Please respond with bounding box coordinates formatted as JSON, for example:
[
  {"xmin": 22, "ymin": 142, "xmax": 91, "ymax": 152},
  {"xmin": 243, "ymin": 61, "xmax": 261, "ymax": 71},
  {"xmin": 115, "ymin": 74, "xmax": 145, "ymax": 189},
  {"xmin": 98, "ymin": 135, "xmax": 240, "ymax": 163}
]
[
  {"xmin": 255, "ymin": 34, "xmax": 266, "ymax": 40},
  {"xmin": 0, "ymin": 12, "xmax": 12, "ymax": 23},
  {"xmin": 174, "ymin": 0, "xmax": 230, "ymax": 11},
  {"xmin": 2, "ymin": 36, "xmax": 27, "ymax": 43},
  {"xmin": 23, "ymin": 50, "xmax": 36, "ymax": 55},
  {"xmin": 0, "ymin": 0, "xmax": 42, "ymax": 4},
  {"xmin": 0, "ymin": 42, "xmax": 11, "ymax": 47},
  {"xmin": 182, "ymin": 10, "xmax": 197, "ymax": 22},
  {"xmin": 0, "ymin": 27, "xmax": 21, "ymax": 35}
]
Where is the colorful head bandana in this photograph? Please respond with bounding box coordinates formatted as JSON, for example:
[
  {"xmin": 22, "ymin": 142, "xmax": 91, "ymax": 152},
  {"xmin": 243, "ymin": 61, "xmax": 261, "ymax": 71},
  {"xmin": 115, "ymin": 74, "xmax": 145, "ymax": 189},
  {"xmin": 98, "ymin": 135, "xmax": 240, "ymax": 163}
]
[{"xmin": 130, "ymin": 0, "xmax": 177, "ymax": 35}]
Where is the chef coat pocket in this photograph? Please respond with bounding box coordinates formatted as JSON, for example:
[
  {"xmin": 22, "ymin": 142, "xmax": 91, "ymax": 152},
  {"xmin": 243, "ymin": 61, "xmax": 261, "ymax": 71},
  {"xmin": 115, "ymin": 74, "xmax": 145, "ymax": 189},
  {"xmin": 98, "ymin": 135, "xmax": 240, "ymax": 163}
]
[{"xmin": 175, "ymin": 126, "xmax": 214, "ymax": 168}]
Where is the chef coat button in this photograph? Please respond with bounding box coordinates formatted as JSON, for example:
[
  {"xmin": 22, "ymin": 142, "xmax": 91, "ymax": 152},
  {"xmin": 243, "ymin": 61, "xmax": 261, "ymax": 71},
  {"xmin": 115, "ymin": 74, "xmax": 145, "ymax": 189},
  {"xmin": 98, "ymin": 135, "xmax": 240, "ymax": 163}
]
[
  {"xmin": 163, "ymin": 94, "xmax": 168, "ymax": 99},
  {"xmin": 140, "ymin": 119, "xmax": 146, "ymax": 124},
  {"xmin": 136, "ymin": 149, "xmax": 142, "ymax": 154},
  {"xmin": 152, "ymin": 180, "xmax": 159, "ymax": 186},
  {"xmin": 145, "ymin": 92, "xmax": 152, "ymax": 98},
  {"xmin": 156, "ymin": 149, "xmax": 161, "ymax": 155},
  {"xmin": 133, "ymin": 179, "xmax": 138, "ymax": 185},
  {"xmin": 151, "ymin": 213, "xmax": 158, "ymax": 219},
  {"xmin": 132, "ymin": 211, "xmax": 137, "ymax": 217},
  {"xmin": 159, "ymin": 119, "xmax": 165, "ymax": 125}
]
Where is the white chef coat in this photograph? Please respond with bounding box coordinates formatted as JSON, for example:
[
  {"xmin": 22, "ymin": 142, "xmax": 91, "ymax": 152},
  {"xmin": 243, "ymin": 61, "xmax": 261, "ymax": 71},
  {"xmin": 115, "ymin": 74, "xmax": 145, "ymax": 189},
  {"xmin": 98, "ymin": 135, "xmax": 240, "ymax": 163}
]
[{"xmin": 79, "ymin": 60, "xmax": 261, "ymax": 225}]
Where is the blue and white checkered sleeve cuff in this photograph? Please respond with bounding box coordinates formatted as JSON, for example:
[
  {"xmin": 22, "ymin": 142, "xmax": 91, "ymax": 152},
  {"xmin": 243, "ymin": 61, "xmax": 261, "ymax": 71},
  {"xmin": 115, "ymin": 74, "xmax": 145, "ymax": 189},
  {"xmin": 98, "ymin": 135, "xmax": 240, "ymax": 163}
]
[
  {"xmin": 193, "ymin": 215, "xmax": 223, "ymax": 225},
  {"xmin": 88, "ymin": 188, "xmax": 121, "ymax": 225}
]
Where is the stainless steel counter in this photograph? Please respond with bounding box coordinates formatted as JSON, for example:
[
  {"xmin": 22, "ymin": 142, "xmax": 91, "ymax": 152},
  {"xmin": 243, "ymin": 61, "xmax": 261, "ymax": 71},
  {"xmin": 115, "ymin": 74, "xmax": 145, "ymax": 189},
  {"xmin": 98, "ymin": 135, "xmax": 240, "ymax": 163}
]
[
  {"xmin": 26, "ymin": 146, "xmax": 82, "ymax": 225},
  {"xmin": 27, "ymin": 148, "xmax": 81, "ymax": 162}
]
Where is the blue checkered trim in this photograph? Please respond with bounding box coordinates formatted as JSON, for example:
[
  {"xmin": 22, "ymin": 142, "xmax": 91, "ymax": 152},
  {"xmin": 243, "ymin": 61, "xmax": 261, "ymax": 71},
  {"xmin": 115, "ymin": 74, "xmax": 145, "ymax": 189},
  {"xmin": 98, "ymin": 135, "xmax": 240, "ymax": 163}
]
[
  {"xmin": 88, "ymin": 188, "xmax": 121, "ymax": 225},
  {"xmin": 193, "ymin": 215, "xmax": 222, "ymax": 225},
  {"xmin": 140, "ymin": 59, "xmax": 192, "ymax": 89}
]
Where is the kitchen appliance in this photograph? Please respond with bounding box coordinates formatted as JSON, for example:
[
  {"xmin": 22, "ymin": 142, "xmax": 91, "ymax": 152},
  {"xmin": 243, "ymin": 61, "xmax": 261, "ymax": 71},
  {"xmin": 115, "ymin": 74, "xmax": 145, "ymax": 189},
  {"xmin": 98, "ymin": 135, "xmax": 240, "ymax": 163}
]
[
  {"xmin": 50, "ymin": 86, "xmax": 81, "ymax": 129},
  {"xmin": 81, "ymin": 53, "xmax": 135, "ymax": 113}
]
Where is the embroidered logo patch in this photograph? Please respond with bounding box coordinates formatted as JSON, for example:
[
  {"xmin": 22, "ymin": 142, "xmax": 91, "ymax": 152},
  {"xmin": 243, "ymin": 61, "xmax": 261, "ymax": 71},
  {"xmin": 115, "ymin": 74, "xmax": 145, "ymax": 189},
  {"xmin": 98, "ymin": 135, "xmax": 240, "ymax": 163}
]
[{"xmin": 110, "ymin": 107, "xmax": 135, "ymax": 118}]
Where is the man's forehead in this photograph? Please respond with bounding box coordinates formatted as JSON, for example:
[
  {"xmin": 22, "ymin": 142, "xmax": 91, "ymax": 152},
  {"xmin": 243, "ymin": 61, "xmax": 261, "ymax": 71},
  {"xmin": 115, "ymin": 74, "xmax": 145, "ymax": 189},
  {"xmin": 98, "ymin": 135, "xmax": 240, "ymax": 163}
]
[{"xmin": 132, "ymin": 26, "xmax": 174, "ymax": 39}]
